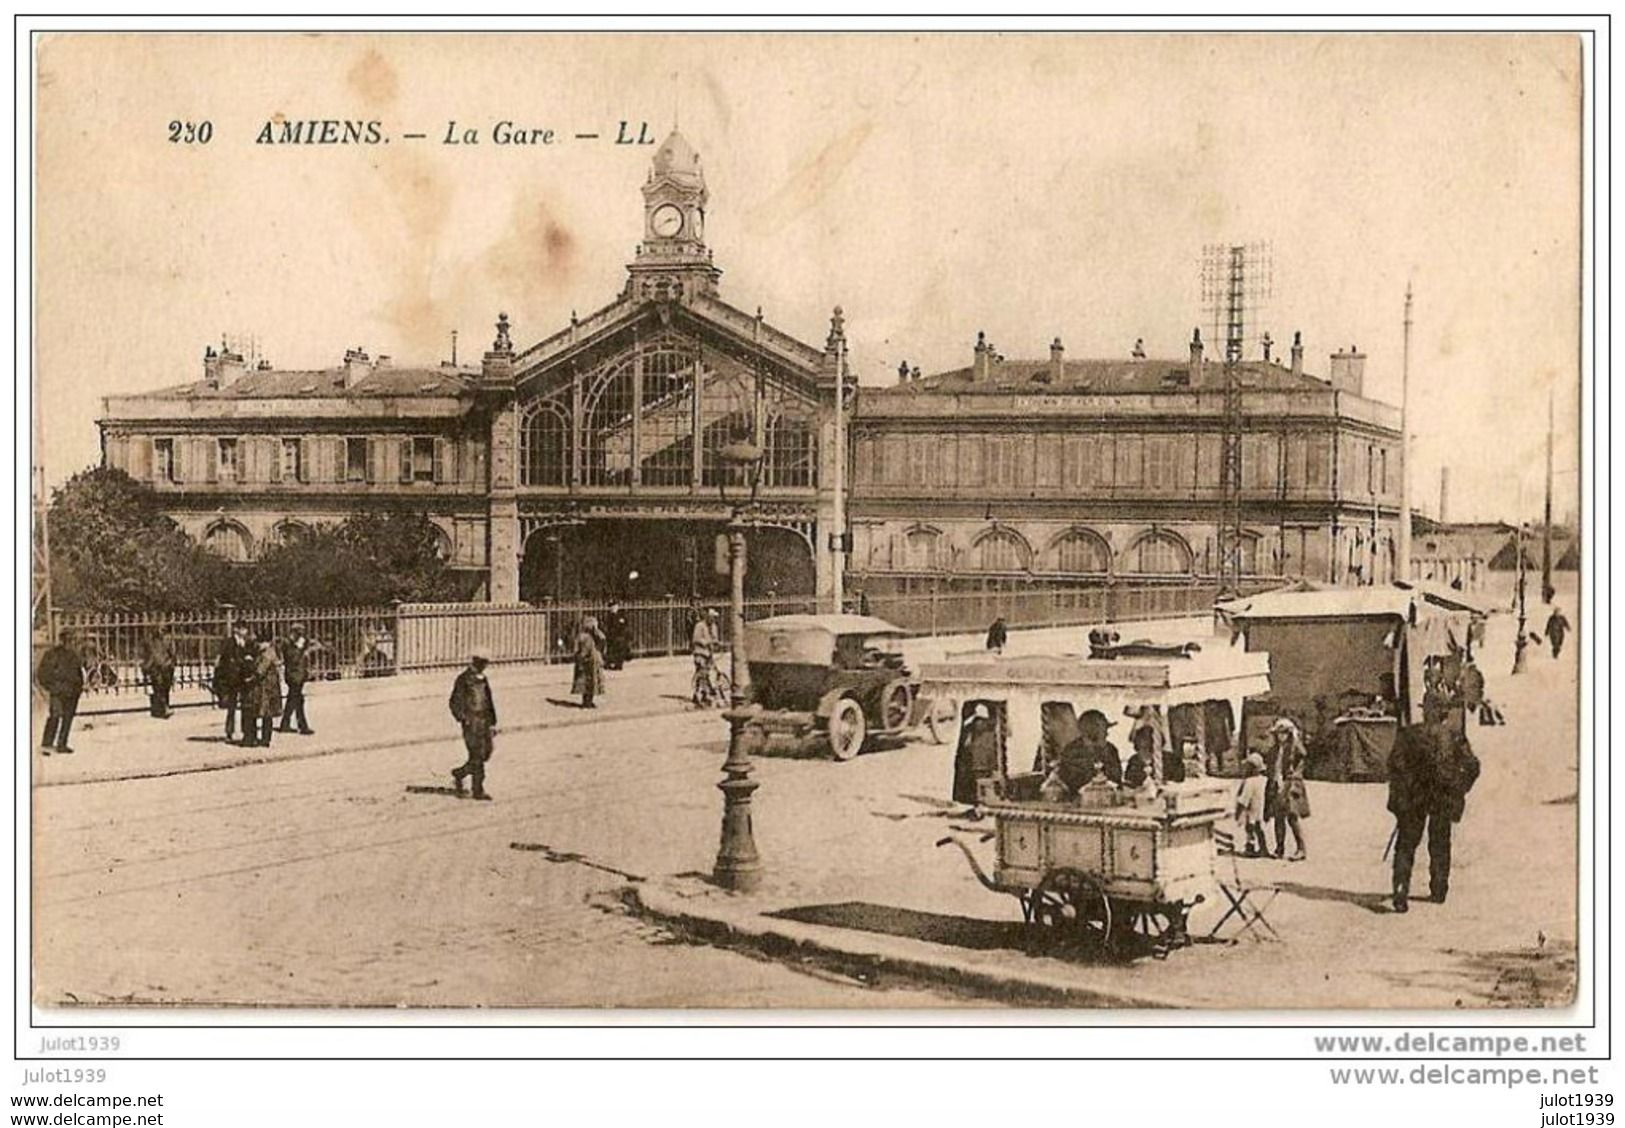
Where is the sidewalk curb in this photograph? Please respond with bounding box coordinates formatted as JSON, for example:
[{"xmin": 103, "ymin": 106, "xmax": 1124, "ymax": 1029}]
[
  {"xmin": 35, "ymin": 700, "xmax": 699, "ymax": 789},
  {"xmin": 625, "ymin": 880, "xmax": 1186, "ymax": 1009}
]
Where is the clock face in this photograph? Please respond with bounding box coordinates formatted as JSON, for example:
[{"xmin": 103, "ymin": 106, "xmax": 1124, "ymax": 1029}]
[{"xmin": 651, "ymin": 204, "xmax": 683, "ymax": 238}]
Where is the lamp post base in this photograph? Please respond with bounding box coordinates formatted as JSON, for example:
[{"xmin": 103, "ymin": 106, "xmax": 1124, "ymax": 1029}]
[{"xmin": 714, "ymin": 771, "xmax": 763, "ymax": 893}]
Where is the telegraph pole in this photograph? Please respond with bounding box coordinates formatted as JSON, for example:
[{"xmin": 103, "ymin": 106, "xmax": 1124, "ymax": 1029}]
[
  {"xmin": 827, "ymin": 307, "xmax": 849, "ymax": 614},
  {"xmin": 1542, "ymin": 387, "xmax": 1554, "ymax": 604},
  {"xmin": 1398, "ymin": 282, "xmax": 1413, "ymax": 582}
]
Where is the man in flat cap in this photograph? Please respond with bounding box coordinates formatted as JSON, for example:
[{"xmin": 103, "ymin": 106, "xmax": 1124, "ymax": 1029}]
[
  {"xmin": 278, "ymin": 622, "xmax": 316, "ymax": 735},
  {"xmin": 448, "ymin": 651, "xmax": 497, "ymax": 801}
]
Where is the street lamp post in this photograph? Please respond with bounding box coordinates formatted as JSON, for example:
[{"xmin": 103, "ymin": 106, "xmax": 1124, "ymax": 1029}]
[
  {"xmin": 713, "ymin": 440, "xmax": 765, "ymax": 892},
  {"xmin": 1513, "ymin": 523, "xmax": 1530, "ymax": 676}
]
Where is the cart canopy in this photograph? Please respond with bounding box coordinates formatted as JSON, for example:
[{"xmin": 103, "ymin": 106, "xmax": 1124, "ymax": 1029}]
[{"xmin": 742, "ymin": 614, "xmax": 906, "ymax": 667}]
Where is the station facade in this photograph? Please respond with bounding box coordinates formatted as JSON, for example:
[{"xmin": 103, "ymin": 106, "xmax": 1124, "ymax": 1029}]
[{"xmin": 97, "ymin": 129, "xmax": 1403, "ymax": 605}]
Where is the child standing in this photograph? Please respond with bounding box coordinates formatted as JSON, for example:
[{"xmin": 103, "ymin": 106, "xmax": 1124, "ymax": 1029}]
[{"xmin": 1235, "ymin": 749, "xmax": 1269, "ymax": 857}]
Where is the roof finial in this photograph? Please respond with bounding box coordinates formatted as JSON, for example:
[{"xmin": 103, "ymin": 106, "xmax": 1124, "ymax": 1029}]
[{"xmin": 492, "ymin": 312, "xmax": 512, "ymax": 354}]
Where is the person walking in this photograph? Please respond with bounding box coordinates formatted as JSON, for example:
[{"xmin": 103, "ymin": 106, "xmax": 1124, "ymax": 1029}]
[
  {"xmin": 1264, "ymin": 718, "xmax": 1310, "ymax": 860},
  {"xmin": 690, "ymin": 607, "xmax": 722, "ymax": 705},
  {"xmin": 1386, "ymin": 711, "xmax": 1481, "ymax": 912},
  {"xmin": 602, "ymin": 601, "xmax": 632, "ymax": 671},
  {"xmin": 37, "ymin": 632, "xmax": 85, "ymax": 755},
  {"xmin": 140, "ymin": 631, "xmax": 176, "ymax": 719},
  {"xmin": 449, "ymin": 653, "xmax": 497, "ymax": 801},
  {"xmin": 985, "ymin": 616, "xmax": 1009, "ymax": 655},
  {"xmin": 573, "ymin": 616, "xmax": 606, "ymax": 709},
  {"xmin": 214, "ymin": 621, "xmax": 254, "ymax": 743},
  {"xmin": 277, "ymin": 622, "xmax": 316, "ymax": 735},
  {"xmin": 1544, "ymin": 606, "xmax": 1571, "ymax": 660},
  {"xmin": 243, "ymin": 629, "xmax": 283, "ymax": 747}
]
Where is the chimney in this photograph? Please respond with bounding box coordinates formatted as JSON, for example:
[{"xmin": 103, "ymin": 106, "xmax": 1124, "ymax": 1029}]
[
  {"xmin": 203, "ymin": 346, "xmax": 220, "ymax": 387},
  {"xmin": 973, "ymin": 331, "xmax": 992, "ymax": 382},
  {"xmin": 1439, "ymin": 466, "xmax": 1451, "ymax": 524},
  {"xmin": 215, "ymin": 344, "xmax": 247, "ymax": 389},
  {"xmin": 897, "ymin": 360, "xmax": 910, "ymax": 386},
  {"xmin": 1132, "ymin": 337, "xmax": 1146, "ymax": 359},
  {"xmin": 342, "ymin": 346, "xmax": 371, "ymax": 389},
  {"xmin": 1049, "ymin": 337, "xmax": 1065, "ymax": 382},
  {"xmin": 1290, "ymin": 330, "xmax": 1304, "ymax": 379},
  {"xmin": 1260, "ymin": 331, "xmax": 1274, "ymax": 363},
  {"xmin": 910, "ymin": 365, "xmax": 921, "ymax": 383},
  {"xmin": 1328, "ymin": 344, "xmax": 1367, "ymax": 395},
  {"xmin": 375, "ymin": 354, "xmax": 392, "ymax": 368},
  {"xmin": 1188, "ymin": 328, "xmax": 1204, "ymax": 384}
]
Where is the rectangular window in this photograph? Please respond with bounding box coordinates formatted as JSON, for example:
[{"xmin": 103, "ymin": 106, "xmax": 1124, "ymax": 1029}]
[
  {"xmin": 882, "ymin": 436, "xmax": 908, "ymax": 486},
  {"xmin": 959, "ymin": 436, "xmax": 984, "ymax": 486},
  {"xmin": 907, "ymin": 435, "xmax": 932, "ymax": 486},
  {"xmin": 346, "ymin": 437, "xmax": 367, "ymax": 482},
  {"xmin": 413, "ymin": 437, "xmax": 436, "ymax": 482},
  {"xmin": 154, "ymin": 438, "xmax": 177, "ymax": 484},
  {"xmin": 1145, "ymin": 437, "xmax": 1177, "ymax": 492},
  {"xmin": 1305, "ymin": 435, "xmax": 1329, "ymax": 488},
  {"xmin": 934, "ymin": 435, "xmax": 957, "ymax": 489},
  {"xmin": 281, "ymin": 438, "xmax": 301, "ymax": 483},
  {"xmin": 1381, "ymin": 447, "xmax": 1389, "ymax": 495},
  {"xmin": 1116, "ymin": 435, "xmax": 1144, "ymax": 487},
  {"xmin": 1367, "ymin": 444, "xmax": 1376, "ymax": 494},
  {"xmin": 1035, "ymin": 435, "xmax": 1062, "ymax": 489}
]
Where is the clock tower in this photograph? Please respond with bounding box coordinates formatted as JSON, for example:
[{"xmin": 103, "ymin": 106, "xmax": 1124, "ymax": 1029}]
[{"xmin": 625, "ymin": 129, "xmax": 722, "ymax": 302}]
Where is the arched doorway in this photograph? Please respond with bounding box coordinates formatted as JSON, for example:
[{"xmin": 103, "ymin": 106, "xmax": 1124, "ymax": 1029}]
[{"xmin": 519, "ymin": 518, "xmax": 815, "ymax": 603}]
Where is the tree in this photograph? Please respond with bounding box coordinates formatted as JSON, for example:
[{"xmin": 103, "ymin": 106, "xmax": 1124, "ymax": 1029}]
[
  {"xmin": 240, "ymin": 511, "xmax": 466, "ymax": 608},
  {"xmin": 47, "ymin": 467, "xmax": 234, "ymax": 611}
]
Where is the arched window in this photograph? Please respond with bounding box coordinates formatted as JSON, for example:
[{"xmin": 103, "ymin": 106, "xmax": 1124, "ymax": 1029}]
[
  {"xmin": 639, "ymin": 346, "xmax": 695, "ymax": 487},
  {"xmin": 972, "ymin": 528, "xmax": 1030, "ymax": 573},
  {"xmin": 520, "ymin": 399, "xmax": 571, "ymax": 486},
  {"xmin": 203, "ymin": 521, "xmax": 253, "ymax": 563},
  {"xmin": 903, "ymin": 526, "xmax": 944, "ymax": 572},
  {"xmin": 272, "ymin": 520, "xmax": 313, "ymax": 548},
  {"xmin": 430, "ymin": 525, "xmax": 453, "ymax": 562},
  {"xmin": 582, "ymin": 361, "xmax": 637, "ymax": 487},
  {"xmin": 1126, "ymin": 531, "xmax": 1191, "ymax": 575},
  {"xmin": 1051, "ymin": 529, "xmax": 1110, "ymax": 575}
]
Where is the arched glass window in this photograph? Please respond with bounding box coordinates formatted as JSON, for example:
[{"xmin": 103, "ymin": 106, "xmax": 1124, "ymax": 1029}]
[
  {"xmin": 639, "ymin": 346, "xmax": 694, "ymax": 487},
  {"xmin": 700, "ymin": 369, "xmax": 755, "ymax": 488},
  {"xmin": 203, "ymin": 521, "xmax": 253, "ymax": 563},
  {"xmin": 582, "ymin": 360, "xmax": 637, "ymax": 487},
  {"xmin": 1052, "ymin": 530, "xmax": 1110, "ymax": 574},
  {"xmin": 973, "ymin": 529, "xmax": 1029, "ymax": 573},
  {"xmin": 520, "ymin": 398, "xmax": 571, "ymax": 486},
  {"xmin": 1128, "ymin": 531, "xmax": 1191, "ymax": 575},
  {"xmin": 903, "ymin": 527, "xmax": 944, "ymax": 572}
]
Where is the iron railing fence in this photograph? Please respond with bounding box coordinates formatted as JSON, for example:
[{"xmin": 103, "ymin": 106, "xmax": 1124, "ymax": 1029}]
[{"xmin": 47, "ymin": 580, "xmax": 1272, "ymax": 697}]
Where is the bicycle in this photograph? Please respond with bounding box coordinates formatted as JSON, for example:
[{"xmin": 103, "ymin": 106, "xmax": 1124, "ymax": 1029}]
[{"xmin": 691, "ymin": 651, "xmax": 733, "ymax": 708}]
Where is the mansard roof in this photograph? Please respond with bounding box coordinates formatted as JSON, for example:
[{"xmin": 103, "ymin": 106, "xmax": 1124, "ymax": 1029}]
[
  {"xmin": 138, "ymin": 363, "xmax": 479, "ymax": 400},
  {"xmin": 882, "ymin": 357, "xmax": 1341, "ymax": 397}
]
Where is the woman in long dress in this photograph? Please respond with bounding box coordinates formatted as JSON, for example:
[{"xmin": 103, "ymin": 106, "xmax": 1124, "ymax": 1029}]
[{"xmin": 572, "ymin": 616, "xmax": 606, "ymax": 709}]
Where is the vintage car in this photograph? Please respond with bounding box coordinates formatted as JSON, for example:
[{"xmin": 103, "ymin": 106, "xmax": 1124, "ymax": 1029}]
[{"xmin": 740, "ymin": 614, "xmax": 947, "ymax": 760}]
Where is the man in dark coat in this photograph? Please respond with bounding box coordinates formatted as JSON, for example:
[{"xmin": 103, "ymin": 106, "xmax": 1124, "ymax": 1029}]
[
  {"xmin": 214, "ymin": 621, "xmax": 254, "ymax": 743},
  {"xmin": 952, "ymin": 703, "xmax": 1003, "ymax": 807},
  {"xmin": 37, "ymin": 632, "xmax": 85, "ymax": 755},
  {"xmin": 985, "ymin": 616, "xmax": 1009, "ymax": 655},
  {"xmin": 1387, "ymin": 717, "xmax": 1481, "ymax": 912},
  {"xmin": 140, "ymin": 632, "xmax": 176, "ymax": 718},
  {"xmin": 1056, "ymin": 709, "xmax": 1123, "ymax": 792},
  {"xmin": 602, "ymin": 602, "xmax": 632, "ymax": 671},
  {"xmin": 278, "ymin": 623, "xmax": 316, "ymax": 735},
  {"xmin": 1544, "ymin": 606, "xmax": 1571, "ymax": 659},
  {"xmin": 449, "ymin": 653, "xmax": 497, "ymax": 801}
]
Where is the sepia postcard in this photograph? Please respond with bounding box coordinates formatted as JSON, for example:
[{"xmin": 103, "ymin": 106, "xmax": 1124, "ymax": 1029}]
[{"xmin": 28, "ymin": 30, "xmax": 1586, "ymax": 1014}]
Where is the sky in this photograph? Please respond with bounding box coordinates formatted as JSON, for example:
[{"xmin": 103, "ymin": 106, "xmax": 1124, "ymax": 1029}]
[{"xmin": 34, "ymin": 32, "xmax": 1584, "ymax": 524}]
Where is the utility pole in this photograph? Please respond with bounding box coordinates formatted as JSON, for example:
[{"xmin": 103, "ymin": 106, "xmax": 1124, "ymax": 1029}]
[
  {"xmin": 826, "ymin": 307, "xmax": 849, "ymax": 614},
  {"xmin": 1513, "ymin": 522, "xmax": 1529, "ymax": 675},
  {"xmin": 1398, "ymin": 282, "xmax": 1413, "ymax": 582},
  {"xmin": 1542, "ymin": 387, "xmax": 1555, "ymax": 604}
]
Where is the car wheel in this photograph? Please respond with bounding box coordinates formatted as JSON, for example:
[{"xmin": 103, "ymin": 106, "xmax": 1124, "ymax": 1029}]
[{"xmin": 827, "ymin": 697, "xmax": 867, "ymax": 761}]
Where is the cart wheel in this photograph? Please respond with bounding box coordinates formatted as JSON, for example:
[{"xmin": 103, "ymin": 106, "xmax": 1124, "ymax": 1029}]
[
  {"xmin": 827, "ymin": 697, "xmax": 867, "ymax": 761},
  {"xmin": 880, "ymin": 680, "xmax": 913, "ymax": 732},
  {"xmin": 1031, "ymin": 867, "xmax": 1113, "ymax": 951}
]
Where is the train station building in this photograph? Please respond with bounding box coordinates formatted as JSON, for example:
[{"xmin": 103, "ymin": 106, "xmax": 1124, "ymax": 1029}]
[{"xmin": 98, "ymin": 129, "xmax": 1404, "ymax": 605}]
